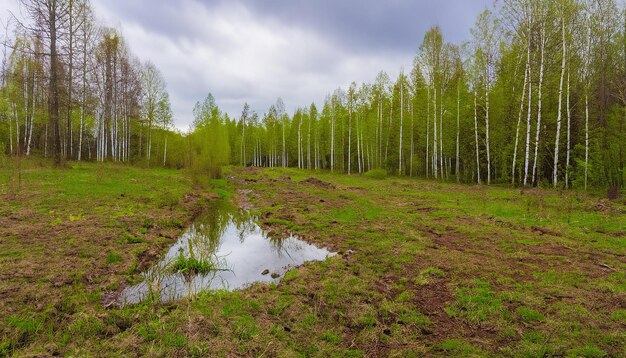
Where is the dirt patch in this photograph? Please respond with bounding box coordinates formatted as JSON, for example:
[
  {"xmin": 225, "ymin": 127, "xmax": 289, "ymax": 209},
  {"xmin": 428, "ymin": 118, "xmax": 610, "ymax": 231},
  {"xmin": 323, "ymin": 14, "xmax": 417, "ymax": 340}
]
[{"xmin": 301, "ymin": 177, "xmax": 336, "ymax": 190}]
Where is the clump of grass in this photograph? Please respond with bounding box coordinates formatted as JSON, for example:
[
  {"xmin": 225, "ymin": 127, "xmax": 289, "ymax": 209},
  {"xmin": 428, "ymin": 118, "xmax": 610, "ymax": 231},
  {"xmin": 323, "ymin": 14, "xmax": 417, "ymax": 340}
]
[
  {"xmin": 414, "ymin": 267, "xmax": 446, "ymax": 285},
  {"xmin": 105, "ymin": 253, "xmax": 122, "ymax": 265},
  {"xmin": 157, "ymin": 219, "xmax": 183, "ymax": 229},
  {"xmin": 364, "ymin": 169, "xmax": 387, "ymax": 179},
  {"xmin": 169, "ymin": 238, "xmax": 220, "ymax": 276},
  {"xmin": 124, "ymin": 234, "xmax": 144, "ymax": 244},
  {"xmin": 156, "ymin": 191, "xmax": 179, "ymax": 208},
  {"xmin": 171, "ymin": 253, "xmax": 215, "ymax": 275},
  {"xmin": 320, "ymin": 331, "xmax": 341, "ymax": 345},
  {"xmin": 445, "ymin": 280, "xmax": 501, "ymax": 324},
  {"xmin": 516, "ymin": 306, "xmax": 545, "ymax": 323}
]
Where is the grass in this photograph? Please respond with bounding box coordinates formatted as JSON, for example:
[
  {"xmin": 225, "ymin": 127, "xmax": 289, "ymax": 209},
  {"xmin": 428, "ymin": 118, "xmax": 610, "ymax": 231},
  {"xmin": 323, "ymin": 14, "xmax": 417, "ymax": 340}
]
[
  {"xmin": 170, "ymin": 253, "xmax": 215, "ymax": 275},
  {"xmin": 1, "ymin": 161, "xmax": 625, "ymax": 356}
]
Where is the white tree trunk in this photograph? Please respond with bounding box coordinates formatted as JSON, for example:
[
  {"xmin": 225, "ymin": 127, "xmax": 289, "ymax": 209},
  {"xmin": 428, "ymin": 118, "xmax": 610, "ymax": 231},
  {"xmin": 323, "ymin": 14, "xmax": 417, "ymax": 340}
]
[
  {"xmin": 553, "ymin": 17, "xmax": 566, "ymax": 187},
  {"xmin": 565, "ymin": 66, "xmax": 571, "ymax": 188},
  {"xmin": 331, "ymin": 109, "xmax": 335, "ymax": 172},
  {"xmin": 433, "ymin": 87, "xmax": 438, "ymax": 178},
  {"xmin": 485, "ymin": 81, "xmax": 491, "ymax": 185},
  {"xmin": 426, "ymin": 87, "xmax": 430, "ymax": 177},
  {"xmin": 163, "ymin": 136, "xmax": 167, "ymax": 166},
  {"xmin": 348, "ymin": 103, "xmax": 352, "ymax": 175},
  {"xmin": 26, "ymin": 81, "xmax": 36, "ymax": 156},
  {"xmin": 532, "ymin": 26, "xmax": 546, "ymax": 186},
  {"xmin": 585, "ymin": 94, "xmax": 589, "ymax": 190},
  {"xmin": 455, "ymin": 85, "xmax": 460, "ymax": 181},
  {"xmin": 282, "ymin": 121, "xmax": 286, "ymax": 167},
  {"xmin": 474, "ymin": 89, "xmax": 481, "ymax": 184},
  {"xmin": 440, "ymin": 85, "xmax": 444, "ymax": 179},
  {"xmin": 307, "ymin": 112, "xmax": 311, "ymax": 169},
  {"xmin": 513, "ymin": 43, "xmax": 530, "ymax": 184},
  {"xmin": 411, "ymin": 99, "xmax": 415, "ymax": 177},
  {"xmin": 399, "ymin": 81, "xmax": 403, "ymax": 175}
]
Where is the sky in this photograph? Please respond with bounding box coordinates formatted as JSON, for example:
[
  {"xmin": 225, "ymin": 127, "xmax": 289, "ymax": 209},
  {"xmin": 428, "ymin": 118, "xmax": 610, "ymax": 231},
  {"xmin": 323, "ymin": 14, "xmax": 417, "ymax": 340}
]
[{"xmin": 1, "ymin": 0, "xmax": 490, "ymax": 130}]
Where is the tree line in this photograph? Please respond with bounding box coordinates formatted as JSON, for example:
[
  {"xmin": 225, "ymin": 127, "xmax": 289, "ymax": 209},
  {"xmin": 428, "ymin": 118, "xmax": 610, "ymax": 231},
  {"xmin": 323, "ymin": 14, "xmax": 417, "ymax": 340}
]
[
  {"xmin": 2, "ymin": 0, "xmax": 625, "ymax": 191},
  {"xmin": 0, "ymin": 0, "xmax": 172, "ymax": 166},
  {"xmin": 205, "ymin": 0, "xmax": 625, "ymax": 189}
]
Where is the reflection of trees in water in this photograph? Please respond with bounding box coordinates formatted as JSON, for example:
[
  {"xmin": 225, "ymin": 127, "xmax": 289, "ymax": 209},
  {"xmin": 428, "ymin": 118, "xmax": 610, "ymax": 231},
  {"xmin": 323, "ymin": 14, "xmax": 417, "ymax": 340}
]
[{"xmin": 186, "ymin": 200, "xmax": 236, "ymax": 256}]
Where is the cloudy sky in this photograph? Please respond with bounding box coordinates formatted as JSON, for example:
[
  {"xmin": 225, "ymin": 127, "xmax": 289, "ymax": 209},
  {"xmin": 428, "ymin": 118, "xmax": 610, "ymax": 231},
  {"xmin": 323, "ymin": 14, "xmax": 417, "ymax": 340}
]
[{"xmin": 1, "ymin": 0, "xmax": 490, "ymax": 130}]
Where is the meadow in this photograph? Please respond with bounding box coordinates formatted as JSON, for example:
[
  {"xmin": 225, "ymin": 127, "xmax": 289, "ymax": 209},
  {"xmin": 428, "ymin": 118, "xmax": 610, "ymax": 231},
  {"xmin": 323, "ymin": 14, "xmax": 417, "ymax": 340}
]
[{"xmin": 0, "ymin": 161, "xmax": 624, "ymax": 356}]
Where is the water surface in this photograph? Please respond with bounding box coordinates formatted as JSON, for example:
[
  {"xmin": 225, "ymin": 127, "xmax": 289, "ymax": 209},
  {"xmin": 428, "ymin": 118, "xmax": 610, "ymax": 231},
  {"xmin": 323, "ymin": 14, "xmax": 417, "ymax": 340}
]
[{"xmin": 120, "ymin": 201, "xmax": 335, "ymax": 305}]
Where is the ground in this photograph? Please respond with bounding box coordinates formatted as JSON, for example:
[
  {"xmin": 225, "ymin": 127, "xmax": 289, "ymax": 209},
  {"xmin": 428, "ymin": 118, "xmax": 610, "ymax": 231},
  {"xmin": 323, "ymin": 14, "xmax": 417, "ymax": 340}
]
[{"xmin": 0, "ymin": 161, "xmax": 625, "ymax": 357}]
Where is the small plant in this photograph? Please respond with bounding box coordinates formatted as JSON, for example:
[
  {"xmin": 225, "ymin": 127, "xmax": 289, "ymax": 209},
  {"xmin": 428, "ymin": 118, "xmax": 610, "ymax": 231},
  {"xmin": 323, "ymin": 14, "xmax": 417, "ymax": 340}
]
[
  {"xmin": 68, "ymin": 213, "xmax": 83, "ymax": 222},
  {"xmin": 364, "ymin": 168, "xmax": 387, "ymax": 179}
]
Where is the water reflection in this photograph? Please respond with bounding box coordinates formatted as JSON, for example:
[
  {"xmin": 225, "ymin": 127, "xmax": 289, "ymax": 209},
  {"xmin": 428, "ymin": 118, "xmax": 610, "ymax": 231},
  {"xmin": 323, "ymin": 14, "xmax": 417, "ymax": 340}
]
[{"xmin": 120, "ymin": 200, "xmax": 335, "ymax": 305}]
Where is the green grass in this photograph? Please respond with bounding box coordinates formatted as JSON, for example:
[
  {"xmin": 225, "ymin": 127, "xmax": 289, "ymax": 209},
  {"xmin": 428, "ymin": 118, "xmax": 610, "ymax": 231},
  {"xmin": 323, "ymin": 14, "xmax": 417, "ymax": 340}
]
[
  {"xmin": 105, "ymin": 253, "xmax": 122, "ymax": 265},
  {"xmin": 170, "ymin": 253, "xmax": 215, "ymax": 275},
  {"xmin": 363, "ymin": 168, "xmax": 387, "ymax": 179},
  {"xmin": 1, "ymin": 162, "xmax": 625, "ymax": 356}
]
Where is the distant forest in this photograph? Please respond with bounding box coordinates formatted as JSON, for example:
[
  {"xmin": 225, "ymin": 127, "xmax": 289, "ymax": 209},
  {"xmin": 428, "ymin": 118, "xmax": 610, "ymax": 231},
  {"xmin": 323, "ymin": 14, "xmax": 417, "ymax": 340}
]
[{"xmin": 1, "ymin": 0, "xmax": 625, "ymax": 190}]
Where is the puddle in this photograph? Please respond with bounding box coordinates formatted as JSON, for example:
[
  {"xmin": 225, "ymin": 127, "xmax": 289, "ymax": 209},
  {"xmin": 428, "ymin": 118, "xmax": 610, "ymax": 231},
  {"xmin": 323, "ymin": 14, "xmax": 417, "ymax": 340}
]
[{"xmin": 119, "ymin": 200, "xmax": 335, "ymax": 305}]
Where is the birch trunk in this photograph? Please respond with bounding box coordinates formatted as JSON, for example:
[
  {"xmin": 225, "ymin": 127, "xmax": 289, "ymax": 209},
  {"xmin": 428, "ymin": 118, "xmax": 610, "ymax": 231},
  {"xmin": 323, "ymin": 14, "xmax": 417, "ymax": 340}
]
[
  {"xmin": 553, "ymin": 17, "xmax": 566, "ymax": 187},
  {"xmin": 426, "ymin": 87, "xmax": 430, "ymax": 177},
  {"xmin": 433, "ymin": 87, "xmax": 439, "ymax": 179},
  {"xmin": 585, "ymin": 94, "xmax": 589, "ymax": 190},
  {"xmin": 456, "ymin": 84, "xmax": 460, "ymax": 182},
  {"xmin": 513, "ymin": 43, "xmax": 530, "ymax": 184},
  {"xmin": 485, "ymin": 80, "xmax": 491, "ymax": 185},
  {"xmin": 440, "ymin": 85, "xmax": 444, "ymax": 179},
  {"xmin": 565, "ymin": 67, "xmax": 571, "ymax": 188},
  {"xmin": 399, "ymin": 80, "xmax": 403, "ymax": 175},
  {"xmin": 348, "ymin": 103, "xmax": 352, "ymax": 174},
  {"xmin": 474, "ymin": 89, "xmax": 481, "ymax": 184},
  {"xmin": 532, "ymin": 26, "xmax": 546, "ymax": 186}
]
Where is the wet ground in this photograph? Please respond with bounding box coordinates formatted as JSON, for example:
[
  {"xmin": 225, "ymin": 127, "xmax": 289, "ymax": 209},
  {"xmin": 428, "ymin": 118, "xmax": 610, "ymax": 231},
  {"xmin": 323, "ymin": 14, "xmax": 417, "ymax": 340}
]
[{"xmin": 120, "ymin": 200, "xmax": 336, "ymax": 304}]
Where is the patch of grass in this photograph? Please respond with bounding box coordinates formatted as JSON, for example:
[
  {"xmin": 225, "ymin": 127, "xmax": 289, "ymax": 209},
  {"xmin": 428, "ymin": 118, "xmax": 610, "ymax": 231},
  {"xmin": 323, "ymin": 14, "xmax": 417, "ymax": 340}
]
[
  {"xmin": 170, "ymin": 253, "xmax": 215, "ymax": 275},
  {"xmin": 566, "ymin": 345, "xmax": 607, "ymax": 358},
  {"xmin": 438, "ymin": 338, "xmax": 482, "ymax": 356},
  {"xmin": 445, "ymin": 280, "xmax": 502, "ymax": 324},
  {"xmin": 320, "ymin": 331, "xmax": 341, "ymax": 345},
  {"xmin": 3, "ymin": 164, "xmax": 626, "ymax": 356},
  {"xmin": 414, "ymin": 267, "xmax": 445, "ymax": 285},
  {"xmin": 124, "ymin": 234, "xmax": 144, "ymax": 244},
  {"xmin": 232, "ymin": 315, "xmax": 258, "ymax": 341},
  {"xmin": 610, "ymin": 308, "xmax": 626, "ymax": 323},
  {"xmin": 363, "ymin": 169, "xmax": 387, "ymax": 179},
  {"xmin": 105, "ymin": 253, "xmax": 122, "ymax": 265},
  {"xmin": 516, "ymin": 306, "xmax": 545, "ymax": 323}
]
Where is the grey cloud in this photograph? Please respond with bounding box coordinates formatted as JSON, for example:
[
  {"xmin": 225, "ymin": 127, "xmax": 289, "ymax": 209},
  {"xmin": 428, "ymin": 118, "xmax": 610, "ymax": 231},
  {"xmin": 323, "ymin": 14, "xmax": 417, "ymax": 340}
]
[{"xmin": 91, "ymin": 1, "xmax": 491, "ymax": 128}]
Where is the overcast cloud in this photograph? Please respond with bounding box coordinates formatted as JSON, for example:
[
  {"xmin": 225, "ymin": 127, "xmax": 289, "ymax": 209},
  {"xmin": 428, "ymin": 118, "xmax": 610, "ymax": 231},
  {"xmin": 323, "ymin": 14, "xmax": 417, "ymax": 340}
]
[{"xmin": 1, "ymin": 0, "xmax": 490, "ymax": 130}]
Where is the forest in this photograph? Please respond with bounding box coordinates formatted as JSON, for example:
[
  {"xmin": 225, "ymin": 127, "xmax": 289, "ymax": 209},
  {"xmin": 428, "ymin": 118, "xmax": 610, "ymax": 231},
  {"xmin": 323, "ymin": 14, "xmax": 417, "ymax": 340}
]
[
  {"xmin": 1, "ymin": 0, "xmax": 625, "ymax": 356},
  {"xmin": 2, "ymin": 0, "xmax": 625, "ymax": 191}
]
